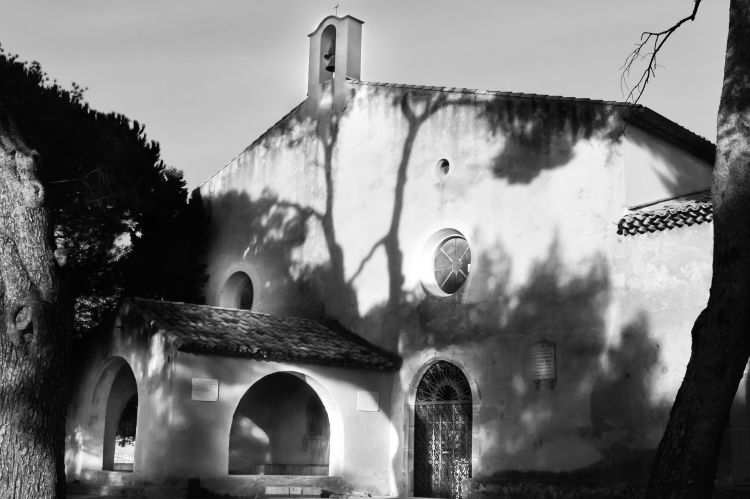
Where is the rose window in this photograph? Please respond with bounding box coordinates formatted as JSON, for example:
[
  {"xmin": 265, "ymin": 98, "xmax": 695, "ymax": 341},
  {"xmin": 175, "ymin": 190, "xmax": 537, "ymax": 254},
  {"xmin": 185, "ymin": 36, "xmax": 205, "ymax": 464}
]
[{"xmin": 433, "ymin": 236, "xmax": 471, "ymax": 294}]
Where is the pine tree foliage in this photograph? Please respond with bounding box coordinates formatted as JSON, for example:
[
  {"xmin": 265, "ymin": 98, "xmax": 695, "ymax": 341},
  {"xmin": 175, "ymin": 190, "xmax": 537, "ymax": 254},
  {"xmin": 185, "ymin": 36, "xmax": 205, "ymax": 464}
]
[{"xmin": 0, "ymin": 46, "xmax": 207, "ymax": 334}]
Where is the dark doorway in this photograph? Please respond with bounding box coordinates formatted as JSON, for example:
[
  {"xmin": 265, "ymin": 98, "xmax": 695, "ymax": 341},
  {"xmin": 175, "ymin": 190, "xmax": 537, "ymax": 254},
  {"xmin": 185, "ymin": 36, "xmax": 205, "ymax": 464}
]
[{"xmin": 414, "ymin": 361, "xmax": 472, "ymax": 498}]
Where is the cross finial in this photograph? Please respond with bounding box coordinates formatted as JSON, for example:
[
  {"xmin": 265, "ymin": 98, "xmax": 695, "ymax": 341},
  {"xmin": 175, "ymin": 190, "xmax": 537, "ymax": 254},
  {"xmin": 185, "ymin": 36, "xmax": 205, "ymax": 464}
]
[{"xmin": 334, "ymin": 3, "xmax": 339, "ymax": 15}]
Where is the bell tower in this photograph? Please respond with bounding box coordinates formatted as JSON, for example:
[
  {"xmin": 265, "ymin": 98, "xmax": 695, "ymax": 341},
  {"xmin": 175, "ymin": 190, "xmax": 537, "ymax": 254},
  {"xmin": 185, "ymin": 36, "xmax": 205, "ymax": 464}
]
[{"xmin": 307, "ymin": 15, "xmax": 363, "ymax": 106}]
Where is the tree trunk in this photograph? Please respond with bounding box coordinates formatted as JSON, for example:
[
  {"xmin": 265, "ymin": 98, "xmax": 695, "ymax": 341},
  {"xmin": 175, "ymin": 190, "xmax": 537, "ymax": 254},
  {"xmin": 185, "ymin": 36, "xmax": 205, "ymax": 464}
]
[
  {"xmin": 0, "ymin": 108, "xmax": 69, "ymax": 498},
  {"xmin": 647, "ymin": 1, "xmax": 750, "ymax": 497}
]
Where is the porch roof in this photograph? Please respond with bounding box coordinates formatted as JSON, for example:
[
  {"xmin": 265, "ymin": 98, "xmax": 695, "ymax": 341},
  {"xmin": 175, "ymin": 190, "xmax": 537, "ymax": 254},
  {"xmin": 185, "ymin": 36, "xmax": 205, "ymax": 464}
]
[
  {"xmin": 127, "ymin": 298, "xmax": 401, "ymax": 371},
  {"xmin": 617, "ymin": 190, "xmax": 713, "ymax": 236}
]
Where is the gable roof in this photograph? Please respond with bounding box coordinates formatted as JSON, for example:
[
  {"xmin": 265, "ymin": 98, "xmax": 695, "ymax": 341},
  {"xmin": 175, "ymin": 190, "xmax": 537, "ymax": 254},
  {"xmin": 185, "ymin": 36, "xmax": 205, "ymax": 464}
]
[
  {"xmin": 617, "ymin": 191, "xmax": 713, "ymax": 236},
  {"xmin": 199, "ymin": 79, "xmax": 715, "ymax": 189},
  {"xmin": 127, "ymin": 298, "xmax": 400, "ymax": 371},
  {"xmin": 350, "ymin": 80, "xmax": 716, "ymax": 164}
]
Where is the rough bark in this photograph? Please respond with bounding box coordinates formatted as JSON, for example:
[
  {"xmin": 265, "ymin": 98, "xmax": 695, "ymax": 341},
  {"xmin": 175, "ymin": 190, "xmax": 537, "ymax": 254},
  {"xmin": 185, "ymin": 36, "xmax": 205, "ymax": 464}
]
[
  {"xmin": 647, "ymin": 1, "xmax": 750, "ymax": 497},
  {"xmin": 0, "ymin": 106, "xmax": 69, "ymax": 498}
]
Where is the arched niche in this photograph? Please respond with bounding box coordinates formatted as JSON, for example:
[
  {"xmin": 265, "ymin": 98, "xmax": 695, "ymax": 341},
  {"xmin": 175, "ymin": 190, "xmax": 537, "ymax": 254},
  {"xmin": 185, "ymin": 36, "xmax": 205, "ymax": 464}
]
[
  {"xmin": 219, "ymin": 271, "xmax": 254, "ymax": 310},
  {"xmin": 228, "ymin": 372, "xmax": 332, "ymax": 475}
]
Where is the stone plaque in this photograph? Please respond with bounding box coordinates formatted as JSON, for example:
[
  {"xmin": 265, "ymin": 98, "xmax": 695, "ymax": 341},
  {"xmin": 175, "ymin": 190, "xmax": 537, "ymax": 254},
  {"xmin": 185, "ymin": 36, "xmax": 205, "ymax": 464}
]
[
  {"xmin": 356, "ymin": 390, "xmax": 380, "ymax": 412},
  {"xmin": 191, "ymin": 378, "xmax": 219, "ymax": 401},
  {"xmin": 531, "ymin": 341, "xmax": 556, "ymax": 381}
]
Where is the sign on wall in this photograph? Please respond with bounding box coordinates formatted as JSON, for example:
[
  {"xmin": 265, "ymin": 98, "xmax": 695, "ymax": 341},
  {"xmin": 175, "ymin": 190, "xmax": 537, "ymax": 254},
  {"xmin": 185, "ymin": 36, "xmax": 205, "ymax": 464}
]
[
  {"xmin": 191, "ymin": 378, "xmax": 219, "ymax": 401},
  {"xmin": 531, "ymin": 340, "xmax": 556, "ymax": 389},
  {"xmin": 356, "ymin": 390, "xmax": 380, "ymax": 412}
]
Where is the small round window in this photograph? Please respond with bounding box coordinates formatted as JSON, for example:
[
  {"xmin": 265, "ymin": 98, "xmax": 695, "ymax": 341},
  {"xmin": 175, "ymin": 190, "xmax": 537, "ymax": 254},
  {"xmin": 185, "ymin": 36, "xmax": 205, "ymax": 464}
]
[{"xmin": 433, "ymin": 236, "xmax": 471, "ymax": 294}]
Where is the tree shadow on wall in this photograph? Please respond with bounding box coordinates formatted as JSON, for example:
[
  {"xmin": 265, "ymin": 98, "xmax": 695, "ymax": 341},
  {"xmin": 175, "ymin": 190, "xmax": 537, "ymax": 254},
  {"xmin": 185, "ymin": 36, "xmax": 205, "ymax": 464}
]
[
  {"xmin": 478, "ymin": 97, "xmax": 621, "ymax": 184},
  {"xmin": 372, "ymin": 237, "xmax": 610, "ymax": 354},
  {"xmin": 349, "ymin": 89, "xmax": 624, "ymax": 349},
  {"xmin": 388, "ymin": 238, "xmax": 670, "ymax": 491},
  {"xmin": 472, "ymin": 312, "xmax": 670, "ymax": 496},
  {"xmin": 204, "ymin": 188, "xmax": 360, "ymax": 324},
  {"xmin": 376, "ymin": 86, "xmax": 622, "ymax": 186}
]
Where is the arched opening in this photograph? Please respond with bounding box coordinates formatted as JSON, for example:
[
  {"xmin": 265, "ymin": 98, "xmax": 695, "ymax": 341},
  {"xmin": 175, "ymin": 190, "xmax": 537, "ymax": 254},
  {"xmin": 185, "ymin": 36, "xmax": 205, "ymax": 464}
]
[
  {"xmin": 414, "ymin": 361, "xmax": 472, "ymax": 499},
  {"xmin": 229, "ymin": 373, "xmax": 330, "ymax": 475},
  {"xmin": 220, "ymin": 271, "xmax": 254, "ymax": 310},
  {"xmin": 319, "ymin": 25, "xmax": 336, "ymax": 82},
  {"xmin": 102, "ymin": 362, "xmax": 138, "ymax": 471}
]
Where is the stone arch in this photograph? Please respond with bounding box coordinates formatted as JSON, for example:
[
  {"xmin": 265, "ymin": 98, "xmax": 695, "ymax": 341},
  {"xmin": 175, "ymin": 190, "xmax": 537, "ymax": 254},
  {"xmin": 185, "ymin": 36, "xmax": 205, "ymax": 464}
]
[
  {"xmin": 228, "ymin": 371, "xmax": 343, "ymax": 476},
  {"xmin": 405, "ymin": 357, "xmax": 481, "ymax": 497},
  {"xmin": 89, "ymin": 356, "xmax": 140, "ymax": 472}
]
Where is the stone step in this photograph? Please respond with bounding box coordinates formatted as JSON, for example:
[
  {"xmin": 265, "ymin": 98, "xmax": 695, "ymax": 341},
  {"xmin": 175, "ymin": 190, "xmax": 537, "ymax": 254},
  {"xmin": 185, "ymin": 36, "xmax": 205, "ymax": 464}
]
[
  {"xmin": 67, "ymin": 481, "xmax": 183, "ymax": 498},
  {"xmin": 67, "ymin": 483, "xmax": 136, "ymax": 496},
  {"xmin": 194, "ymin": 476, "xmax": 346, "ymax": 498},
  {"xmin": 265, "ymin": 485, "xmax": 323, "ymax": 496},
  {"xmin": 78, "ymin": 470, "xmax": 138, "ymax": 487}
]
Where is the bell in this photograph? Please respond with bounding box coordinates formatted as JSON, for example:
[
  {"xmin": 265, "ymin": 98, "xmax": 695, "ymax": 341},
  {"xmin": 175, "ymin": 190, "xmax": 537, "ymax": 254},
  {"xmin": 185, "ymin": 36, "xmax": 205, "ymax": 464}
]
[{"xmin": 324, "ymin": 50, "xmax": 336, "ymax": 73}]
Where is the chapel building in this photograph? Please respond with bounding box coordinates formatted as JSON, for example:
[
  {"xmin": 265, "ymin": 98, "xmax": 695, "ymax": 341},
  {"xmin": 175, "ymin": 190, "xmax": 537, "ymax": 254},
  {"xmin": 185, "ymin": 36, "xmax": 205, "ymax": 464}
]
[{"xmin": 64, "ymin": 15, "xmax": 747, "ymax": 498}]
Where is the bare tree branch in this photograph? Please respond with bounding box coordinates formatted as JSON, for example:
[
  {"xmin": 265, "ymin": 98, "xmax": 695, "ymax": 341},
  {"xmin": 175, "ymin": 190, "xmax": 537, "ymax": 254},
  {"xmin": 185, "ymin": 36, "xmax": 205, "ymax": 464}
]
[{"xmin": 621, "ymin": 0, "xmax": 703, "ymax": 103}]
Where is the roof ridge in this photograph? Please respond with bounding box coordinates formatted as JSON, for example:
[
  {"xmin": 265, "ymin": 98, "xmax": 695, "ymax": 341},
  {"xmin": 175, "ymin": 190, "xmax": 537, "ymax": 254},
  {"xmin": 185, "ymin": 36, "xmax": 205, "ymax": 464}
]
[
  {"xmin": 130, "ymin": 297, "xmax": 319, "ymax": 322},
  {"xmin": 626, "ymin": 189, "xmax": 711, "ymax": 211},
  {"xmin": 197, "ymin": 100, "xmax": 307, "ymax": 189},
  {"xmin": 350, "ymin": 79, "xmax": 715, "ymax": 161},
  {"xmin": 350, "ymin": 79, "xmax": 638, "ymax": 108}
]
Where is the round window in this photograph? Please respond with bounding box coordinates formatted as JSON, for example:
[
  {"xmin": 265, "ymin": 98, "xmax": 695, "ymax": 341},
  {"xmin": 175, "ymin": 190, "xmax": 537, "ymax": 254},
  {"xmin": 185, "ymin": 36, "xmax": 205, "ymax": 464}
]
[{"xmin": 433, "ymin": 236, "xmax": 471, "ymax": 294}]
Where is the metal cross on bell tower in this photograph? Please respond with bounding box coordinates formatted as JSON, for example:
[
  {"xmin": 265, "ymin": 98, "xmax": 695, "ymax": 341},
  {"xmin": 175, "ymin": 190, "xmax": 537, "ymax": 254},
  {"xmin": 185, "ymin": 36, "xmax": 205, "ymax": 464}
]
[{"xmin": 334, "ymin": 3, "xmax": 339, "ymax": 15}]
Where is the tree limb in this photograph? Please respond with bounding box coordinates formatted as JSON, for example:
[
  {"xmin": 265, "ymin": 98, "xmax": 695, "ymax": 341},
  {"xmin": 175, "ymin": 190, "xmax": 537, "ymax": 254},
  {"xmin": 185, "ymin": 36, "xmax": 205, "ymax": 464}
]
[{"xmin": 621, "ymin": 0, "xmax": 703, "ymax": 103}]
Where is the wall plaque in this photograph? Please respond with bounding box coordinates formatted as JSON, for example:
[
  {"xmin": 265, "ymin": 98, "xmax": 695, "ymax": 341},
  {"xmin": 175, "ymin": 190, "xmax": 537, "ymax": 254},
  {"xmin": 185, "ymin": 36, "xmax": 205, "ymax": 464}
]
[
  {"xmin": 191, "ymin": 378, "xmax": 219, "ymax": 401},
  {"xmin": 531, "ymin": 340, "xmax": 556, "ymax": 389},
  {"xmin": 356, "ymin": 390, "xmax": 380, "ymax": 412}
]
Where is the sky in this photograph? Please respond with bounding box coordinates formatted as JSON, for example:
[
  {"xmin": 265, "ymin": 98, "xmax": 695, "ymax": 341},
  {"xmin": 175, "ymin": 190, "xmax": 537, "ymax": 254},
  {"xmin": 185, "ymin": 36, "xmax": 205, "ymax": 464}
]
[{"xmin": 0, "ymin": 0, "xmax": 730, "ymax": 189}]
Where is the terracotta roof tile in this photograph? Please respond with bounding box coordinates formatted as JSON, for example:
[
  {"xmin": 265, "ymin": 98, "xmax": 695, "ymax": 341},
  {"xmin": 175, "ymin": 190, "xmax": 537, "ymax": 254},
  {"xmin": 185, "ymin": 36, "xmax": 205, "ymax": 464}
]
[
  {"xmin": 617, "ymin": 191, "xmax": 713, "ymax": 236},
  {"xmin": 127, "ymin": 298, "xmax": 401, "ymax": 371}
]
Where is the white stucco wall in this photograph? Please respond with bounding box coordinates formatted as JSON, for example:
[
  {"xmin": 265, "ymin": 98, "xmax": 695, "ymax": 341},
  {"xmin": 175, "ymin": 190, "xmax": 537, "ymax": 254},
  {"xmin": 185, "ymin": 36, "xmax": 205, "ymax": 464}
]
[
  {"xmin": 622, "ymin": 124, "xmax": 712, "ymax": 208},
  {"xmin": 168, "ymin": 352, "xmax": 396, "ymax": 495},
  {"xmin": 65, "ymin": 306, "xmax": 397, "ymax": 494},
  {"xmin": 64, "ymin": 309, "xmax": 177, "ymax": 483}
]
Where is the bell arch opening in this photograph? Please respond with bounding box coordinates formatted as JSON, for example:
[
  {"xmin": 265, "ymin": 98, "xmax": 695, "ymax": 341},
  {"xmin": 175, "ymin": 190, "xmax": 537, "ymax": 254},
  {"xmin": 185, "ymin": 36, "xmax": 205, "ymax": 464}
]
[
  {"xmin": 102, "ymin": 361, "xmax": 138, "ymax": 472},
  {"xmin": 229, "ymin": 372, "xmax": 330, "ymax": 475},
  {"xmin": 414, "ymin": 361, "xmax": 473, "ymax": 499},
  {"xmin": 319, "ymin": 24, "xmax": 336, "ymax": 82}
]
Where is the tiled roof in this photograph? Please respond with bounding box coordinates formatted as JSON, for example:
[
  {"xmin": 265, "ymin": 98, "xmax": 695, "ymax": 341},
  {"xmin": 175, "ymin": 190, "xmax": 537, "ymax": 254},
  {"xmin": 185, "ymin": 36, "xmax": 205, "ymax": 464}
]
[
  {"xmin": 617, "ymin": 191, "xmax": 713, "ymax": 236},
  {"xmin": 127, "ymin": 298, "xmax": 400, "ymax": 371},
  {"xmin": 350, "ymin": 80, "xmax": 716, "ymax": 164}
]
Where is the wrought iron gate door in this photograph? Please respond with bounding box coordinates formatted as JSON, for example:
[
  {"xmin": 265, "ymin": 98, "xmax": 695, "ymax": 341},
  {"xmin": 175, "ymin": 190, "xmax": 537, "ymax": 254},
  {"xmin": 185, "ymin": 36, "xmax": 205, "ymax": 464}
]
[{"xmin": 414, "ymin": 361, "xmax": 472, "ymax": 499}]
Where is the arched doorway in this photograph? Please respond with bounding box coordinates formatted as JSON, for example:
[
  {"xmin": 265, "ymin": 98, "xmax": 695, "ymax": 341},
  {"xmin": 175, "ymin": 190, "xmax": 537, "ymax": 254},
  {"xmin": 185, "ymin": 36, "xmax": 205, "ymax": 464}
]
[
  {"xmin": 229, "ymin": 373, "xmax": 330, "ymax": 475},
  {"xmin": 414, "ymin": 361, "xmax": 472, "ymax": 499},
  {"xmin": 102, "ymin": 362, "xmax": 138, "ymax": 471}
]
